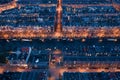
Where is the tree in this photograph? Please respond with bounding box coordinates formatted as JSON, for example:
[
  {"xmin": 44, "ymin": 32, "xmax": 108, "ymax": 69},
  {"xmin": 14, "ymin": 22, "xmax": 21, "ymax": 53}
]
[{"xmin": 0, "ymin": 53, "xmax": 8, "ymax": 63}]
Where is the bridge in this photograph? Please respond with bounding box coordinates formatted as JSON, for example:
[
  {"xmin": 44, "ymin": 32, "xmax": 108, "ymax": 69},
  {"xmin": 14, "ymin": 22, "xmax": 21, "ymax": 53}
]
[{"xmin": 0, "ymin": 0, "xmax": 17, "ymax": 13}]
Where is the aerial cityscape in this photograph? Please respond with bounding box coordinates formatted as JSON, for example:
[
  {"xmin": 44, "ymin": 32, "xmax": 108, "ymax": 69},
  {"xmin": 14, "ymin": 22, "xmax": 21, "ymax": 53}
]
[{"xmin": 0, "ymin": 0, "xmax": 120, "ymax": 80}]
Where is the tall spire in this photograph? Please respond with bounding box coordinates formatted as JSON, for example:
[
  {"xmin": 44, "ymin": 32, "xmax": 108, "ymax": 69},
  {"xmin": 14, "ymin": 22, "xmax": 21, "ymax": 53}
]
[{"xmin": 54, "ymin": 0, "xmax": 62, "ymax": 33}]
